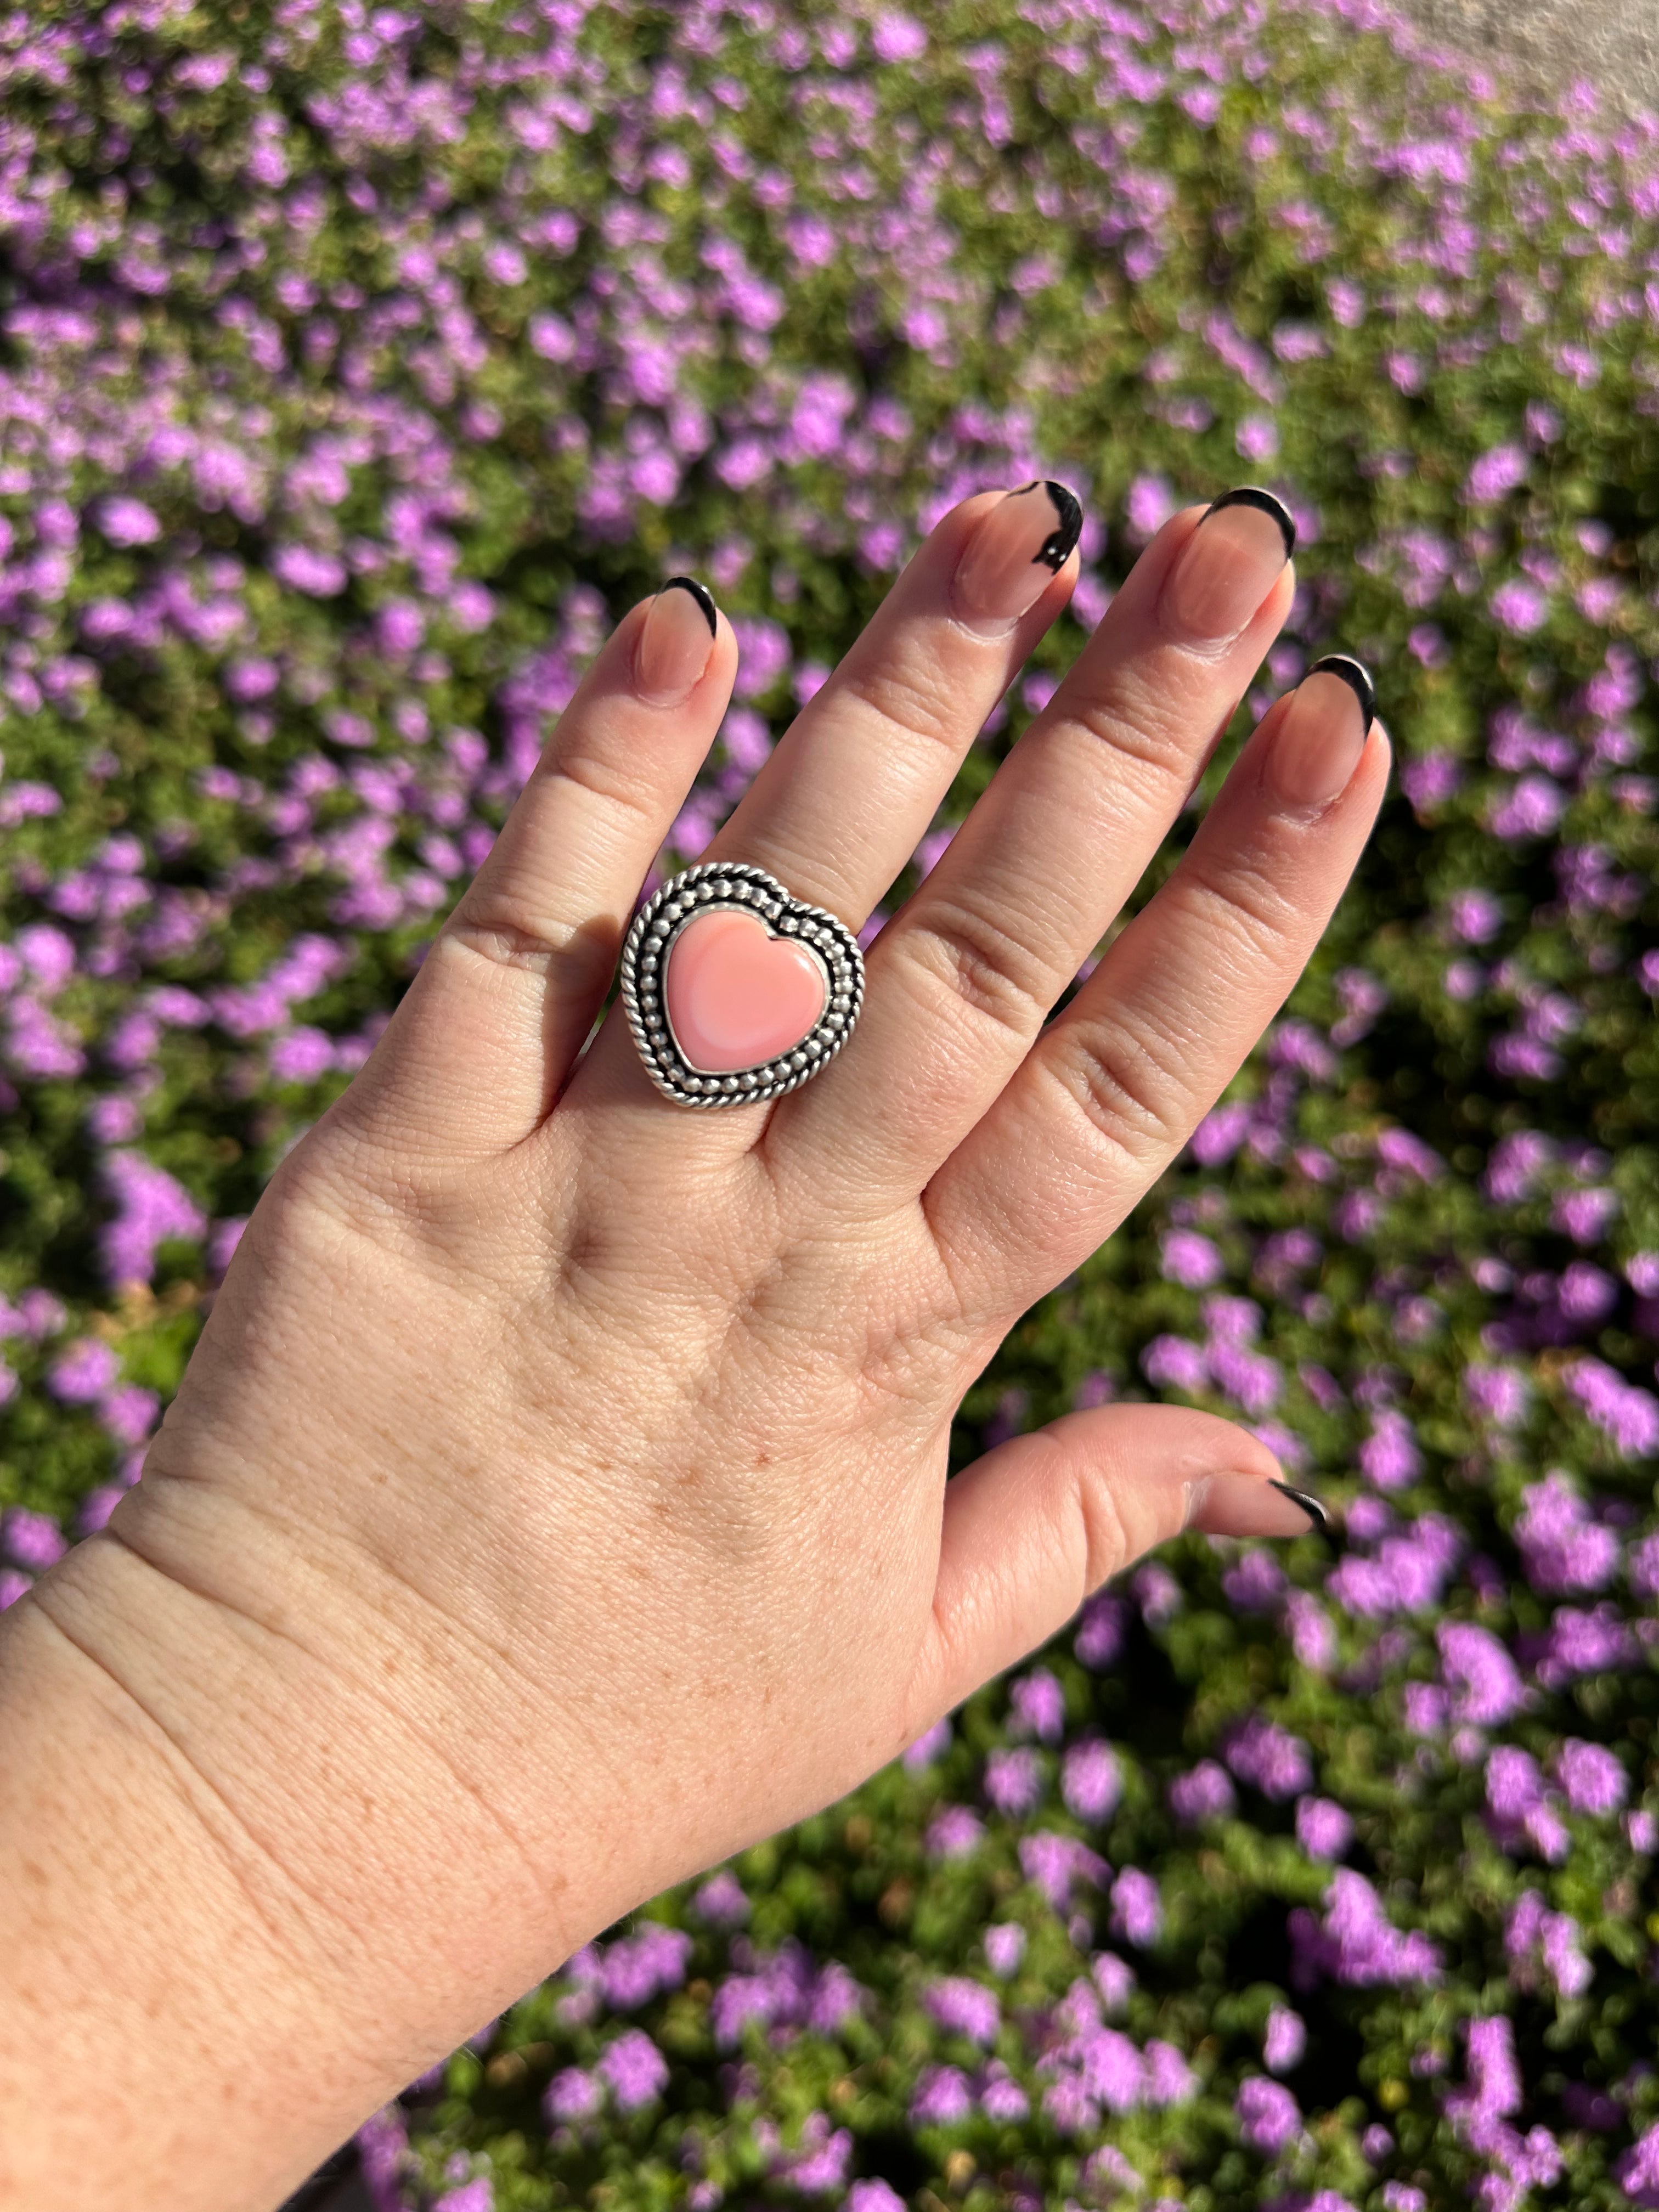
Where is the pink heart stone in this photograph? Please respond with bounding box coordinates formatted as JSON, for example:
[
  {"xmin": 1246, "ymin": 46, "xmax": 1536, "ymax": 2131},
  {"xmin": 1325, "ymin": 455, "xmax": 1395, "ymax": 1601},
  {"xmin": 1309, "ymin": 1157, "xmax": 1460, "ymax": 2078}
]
[{"xmin": 664, "ymin": 907, "xmax": 828, "ymax": 1075}]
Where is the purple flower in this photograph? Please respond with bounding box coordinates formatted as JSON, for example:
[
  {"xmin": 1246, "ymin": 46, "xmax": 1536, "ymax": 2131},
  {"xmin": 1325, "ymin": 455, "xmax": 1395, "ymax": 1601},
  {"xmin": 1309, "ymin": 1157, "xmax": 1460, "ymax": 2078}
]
[
  {"xmin": 1236, "ymin": 2074, "xmax": 1302, "ymax": 2154},
  {"xmin": 984, "ymin": 1923, "xmax": 1026, "ymax": 1977},
  {"xmin": 1537, "ymin": 1601, "xmax": 1639, "ymax": 1684},
  {"xmin": 910, "ymin": 2063, "xmax": 973, "ymax": 2125},
  {"xmin": 46, "ymin": 1337, "xmax": 119, "ymax": 1404},
  {"xmin": 846, "ymin": 2186, "xmax": 906, "ymax": 2212},
  {"xmin": 1358, "ymin": 1409, "xmax": 1422, "ymax": 1492},
  {"xmin": 924, "ymin": 1976, "xmax": 1000, "ymax": 2045},
  {"xmin": 544, "ymin": 2067, "xmax": 600, "ymax": 2123},
  {"xmin": 980, "ymin": 2069, "xmax": 1030, "ymax": 2121},
  {"xmin": 1629, "ymin": 1534, "xmax": 1659, "ymax": 1600},
  {"xmin": 984, "ymin": 1746, "xmax": 1045, "ymax": 1816},
  {"xmin": 1437, "ymin": 1623, "xmax": 1528, "ymax": 1726},
  {"xmin": 1489, "ymin": 579, "xmax": 1550, "ymax": 635},
  {"xmin": 1464, "ymin": 443, "xmax": 1531, "ymax": 504},
  {"xmin": 1161, "ymin": 1228, "xmax": 1224, "ymax": 1286},
  {"xmin": 1515, "ymin": 1473, "xmax": 1619, "ymax": 1595},
  {"xmin": 273, "ymin": 544, "xmax": 347, "ymax": 597},
  {"xmin": 1485, "ymin": 1745, "xmax": 1544, "ymax": 1821},
  {"xmin": 1060, "ymin": 1739, "xmax": 1122, "ymax": 1824},
  {"xmin": 1618, "ymin": 2124, "xmax": 1659, "ymax": 2207},
  {"xmin": 1143, "ymin": 2039, "xmax": 1196, "ymax": 2107},
  {"xmin": 1108, "ymin": 1867, "xmax": 1163, "ymax": 1948},
  {"xmin": 1295, "ymin": 1797, "xmax": 1354, "ymax": 1860},
  {"xmin": 1008, "ymin": 1667, "xmax": 1065, "ymax": 1743},
  {"xmin": 1169, "ymin": 1759, "xmax": 1237, "ymax": 1826},
  {"xmin": 1125, "ymin": 472, "xmax": 1177, "ymax": 541},
  {"xmin": 1141, "ymin": 1333, "xmax": 1209, "ymax": 1393},
  {"xmin": 434, "ymin": 2184, "xmax": 492, "ymax": 2212},
  {"xmin": 1018, "ymin": 1831, "xmax": 1109, "ymax": 1911},
  {"xmin": 1290, "ymin": 1870, "xmax": 1443, "ymax": 1989},
  {"xmin": 2, "ymin": 1506, "xmax": 67, "ymax": 1571},
  {"xmin": 1446, "ymin": 2015, "xmax": 1523, "ymax": 2125},
  {"xmin": 596, "ymin": 2028, "xmax": 667, "ymax": 2111},
  {"xmin": 1091, "ymin": 1951, "xmax": 1136, "ymax": 2013},
  {"xmin": 1567, "ymin": 1358, "xmax": 1659, "ymax": 1459},
  {"xmin": 691, "ymin": 1869, "xmax": 748, "ymax": 1928},
  {"xmin": 1465, "ymin": 1365, "xmax": 1531, "ymax": 1429},
  {"xmin": 1223, "ymin": 1550, "xmax": 1287, "ymax": 1613},
  {"xmin": 1263, "ymin": 2005, "xmax": 1306, "ymax": 2073},
  {"xmin": 1075, "ymin": 1591, "xmax": 1127, "ymax": 1667},
  {"xmin": 871, "ymin": 10, "xmax": 927, "ymax": 60},
  {"xmin": 98, "ymin": 1152, "xmax": 207, "ymax": 1288},
  {"xmin": 901, "ymin": 1714, "xmax": 951, "ymax": 1771},
  {"xmin": 1223, "ymin": 1713, "xmax": 1313, "ymax": 1799},
  {"xmin": 601, "ymin": 1923, "xmax": 692, "ymax": 2008},
  {"xmin": 926, "ymin": 1805, "xmax": 984, "ymax": 1861},
  {"xmin": 97, "ymin": 495, "xmax": 162, "ymax": 546}
]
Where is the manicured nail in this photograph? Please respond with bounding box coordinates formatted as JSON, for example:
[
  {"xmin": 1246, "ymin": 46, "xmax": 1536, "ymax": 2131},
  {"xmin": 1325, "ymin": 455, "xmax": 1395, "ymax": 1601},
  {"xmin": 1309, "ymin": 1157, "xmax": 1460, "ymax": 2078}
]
[
  {"xmin": 635, "ymin": 576, "xmax": 718, "ymax": 703},
  {"xmin": 1268, "ymin": 1481, "xmax": 1334, "ymax": 1537},
  {"xmin": 1187, "ymin": 1471, "xmax": 1329, "ymax": 1540},
  {"xmin": 1160, "ymin": 485, "xmax": 1294, "ymax": 645},
  {"xmin": 952, "ymin": 479, "xmax": 1084, "ymax": 633},
  {"xmin": 1262, "ymin": 656, "xmax": 1375, "ymax": 808}
]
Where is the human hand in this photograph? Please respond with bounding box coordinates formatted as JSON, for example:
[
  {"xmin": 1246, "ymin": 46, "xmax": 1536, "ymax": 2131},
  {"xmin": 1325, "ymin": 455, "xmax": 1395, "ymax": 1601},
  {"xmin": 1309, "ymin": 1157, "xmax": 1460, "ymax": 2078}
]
[{"xmin": 13, "ymin": 481, "xmax": 1387, "ymax": 2204}]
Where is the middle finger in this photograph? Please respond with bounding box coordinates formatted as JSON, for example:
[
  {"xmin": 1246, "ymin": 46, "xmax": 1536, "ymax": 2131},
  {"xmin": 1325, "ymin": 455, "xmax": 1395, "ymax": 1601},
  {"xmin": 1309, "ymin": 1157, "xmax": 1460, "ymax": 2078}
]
[{"xmin": 775, "ymin": 488, "xmax": 1297, "ymax": 1197}]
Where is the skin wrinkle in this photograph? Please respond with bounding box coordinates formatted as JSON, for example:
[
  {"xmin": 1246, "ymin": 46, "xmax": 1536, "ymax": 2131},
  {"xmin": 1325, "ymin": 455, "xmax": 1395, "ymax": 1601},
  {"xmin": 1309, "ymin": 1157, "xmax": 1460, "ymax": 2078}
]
[{"xmin": 25, "ymin": 1585, "xmax": 346, "ymax": 1967}]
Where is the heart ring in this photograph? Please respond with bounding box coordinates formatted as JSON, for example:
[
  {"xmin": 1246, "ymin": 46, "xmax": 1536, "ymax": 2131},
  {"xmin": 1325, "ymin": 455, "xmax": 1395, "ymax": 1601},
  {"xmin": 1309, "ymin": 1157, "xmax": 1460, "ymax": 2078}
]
[{"xmin": 619, "ymin": 861, "xmax": 866, "ymax": 1108}]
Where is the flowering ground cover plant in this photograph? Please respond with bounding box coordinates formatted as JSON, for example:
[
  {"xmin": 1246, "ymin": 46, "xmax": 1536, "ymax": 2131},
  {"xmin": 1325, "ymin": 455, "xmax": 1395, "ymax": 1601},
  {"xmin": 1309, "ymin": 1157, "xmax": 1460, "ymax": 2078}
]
[{"xmin": 2, "ymin": 0, "xmax": 1659, "ymax": 2205}]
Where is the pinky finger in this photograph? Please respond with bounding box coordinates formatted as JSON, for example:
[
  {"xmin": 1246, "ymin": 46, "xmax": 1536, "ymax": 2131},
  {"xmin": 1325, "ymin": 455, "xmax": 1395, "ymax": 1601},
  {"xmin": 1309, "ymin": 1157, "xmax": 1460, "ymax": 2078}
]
[
  {"xmin": 335, "ymin": 581, "xmax": 736, "ymax": 1159},
  {"xmin": 904, "ymin": 1405, "xmax": 1323, "ymax": 1731}
]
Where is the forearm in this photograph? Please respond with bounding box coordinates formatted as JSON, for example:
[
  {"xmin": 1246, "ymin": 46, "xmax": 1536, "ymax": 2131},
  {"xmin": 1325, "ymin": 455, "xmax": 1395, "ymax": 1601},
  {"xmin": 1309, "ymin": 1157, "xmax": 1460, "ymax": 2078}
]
[{"xmin": 0, "ymin": 1526, "xmax": 588, "ymax": 2212}]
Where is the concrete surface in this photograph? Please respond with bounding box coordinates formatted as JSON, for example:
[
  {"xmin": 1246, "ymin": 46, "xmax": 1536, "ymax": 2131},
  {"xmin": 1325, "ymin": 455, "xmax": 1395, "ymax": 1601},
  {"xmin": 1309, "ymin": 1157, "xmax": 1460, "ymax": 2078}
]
[{"xmin": 1391, "ymin": 0, "xmax": 1659, "ymax": 116}]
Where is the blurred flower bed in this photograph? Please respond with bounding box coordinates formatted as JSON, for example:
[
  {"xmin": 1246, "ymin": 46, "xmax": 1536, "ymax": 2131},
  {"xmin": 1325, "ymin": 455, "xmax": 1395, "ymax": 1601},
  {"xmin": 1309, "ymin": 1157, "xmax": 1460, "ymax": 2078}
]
[{"xmin": 2, "ymin": 0, "xmax": 1659, "ymax": 2207}]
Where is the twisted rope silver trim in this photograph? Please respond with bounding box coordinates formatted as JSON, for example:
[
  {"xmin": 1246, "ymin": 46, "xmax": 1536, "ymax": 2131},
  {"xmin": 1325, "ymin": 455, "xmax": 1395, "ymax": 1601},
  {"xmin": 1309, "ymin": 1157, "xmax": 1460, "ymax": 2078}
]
[{"xmin": 619, "ymin": 860, "xmax": 866, "ymax": 1108}]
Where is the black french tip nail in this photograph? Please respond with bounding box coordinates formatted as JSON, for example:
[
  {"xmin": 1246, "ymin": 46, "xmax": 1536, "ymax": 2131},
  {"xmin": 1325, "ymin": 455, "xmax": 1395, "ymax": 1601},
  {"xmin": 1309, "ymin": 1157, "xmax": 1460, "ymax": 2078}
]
[
  {"xmin": 661, "ymin": 575, "xmax": 718, "ymax": 637},
  {"xmin": 1035, "ymin": 478, "xmax": 1084, "ymax": 573},
  {"xmin": 1203, "ymin": 485, "xmax": 1297, "ymax": 562},
  {"xmin": 1270, "ymin": 1480, "xmax": 1336, "ymax": 1539},
  {"xmin": 1307, "ymin": 653, "xmax": 1377, "ymax": 737}
]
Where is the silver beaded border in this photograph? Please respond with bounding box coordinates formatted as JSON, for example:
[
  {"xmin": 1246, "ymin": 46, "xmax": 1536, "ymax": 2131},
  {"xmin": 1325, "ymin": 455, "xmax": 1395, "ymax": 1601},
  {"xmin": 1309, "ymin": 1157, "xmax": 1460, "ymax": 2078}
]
[{"xmin": 619, "ymin": 860, "xmax": 866, "ymax": 1108}]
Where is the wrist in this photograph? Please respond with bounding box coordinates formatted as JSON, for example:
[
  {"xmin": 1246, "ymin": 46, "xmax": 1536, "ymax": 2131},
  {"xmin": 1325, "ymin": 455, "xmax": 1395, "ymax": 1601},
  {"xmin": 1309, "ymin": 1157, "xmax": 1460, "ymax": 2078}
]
[{"xmin": 2, "ymin": 1501, "xmax": 600, "ymax": 2212}]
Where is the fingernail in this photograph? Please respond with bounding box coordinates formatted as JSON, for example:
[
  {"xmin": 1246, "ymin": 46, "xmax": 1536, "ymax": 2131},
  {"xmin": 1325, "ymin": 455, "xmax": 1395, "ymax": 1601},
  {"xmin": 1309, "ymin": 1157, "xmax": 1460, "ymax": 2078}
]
[
  {"xmin": 635, "ymin": 576, "xmax": 718, "ymax": 704},
  {"xmin": 952, "ymin": 479, "xmax": 1084, "ymax": 634},
  {"xmin": 1187, "ymin": 1470, "xmax": 1330, "ymax": 1540},
  {"xmin": 1268, "ymin": 1481, "xmax": 1335, "ymax": 1537},
  {"xmin": 1160, "ymin": 485, "xmax": 1294, "ymax": 645},
  {"xmin": 1262, "ymin": 655, "xmax": 1375, "ymax": 809}
]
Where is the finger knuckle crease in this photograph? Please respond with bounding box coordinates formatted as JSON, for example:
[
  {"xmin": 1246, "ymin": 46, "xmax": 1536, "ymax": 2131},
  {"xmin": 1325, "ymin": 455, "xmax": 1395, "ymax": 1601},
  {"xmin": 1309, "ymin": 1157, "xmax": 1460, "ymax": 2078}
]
[
  {"xmin": 544, "ymin": 749, "xmax": 662, "ymax": 828},
  {"xmin": 1053, "ymin": 1015, "xmax": 1187, "ymax": 1156},
  {"xmin": 1187, "ymin": 857, "xmax": 1297, "ymax": 951},
  {"xmin": 909, "ymin": 900, "xmax": 1047, "ymax": 1035},
  {"xmin": 842, "ymin": 658, "xmax": 961, "ymax": 759},
  {"xmin": 1067, "ymin": 682, "xmax": 1195, "ymax": 786},
  {"xmin": 446, "ymin": 903, "xmax": 606, "ymax": 978}
]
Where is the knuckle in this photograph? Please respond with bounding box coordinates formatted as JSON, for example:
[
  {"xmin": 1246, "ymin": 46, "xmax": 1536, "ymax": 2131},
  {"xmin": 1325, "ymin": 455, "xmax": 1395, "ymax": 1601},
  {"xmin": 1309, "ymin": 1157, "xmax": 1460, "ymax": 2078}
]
[
  {"xmin": 904, "ymin": 894, "xmax": 1050, "ymax": 1040},
  {"xmin": 444, "ymin": 895, "xmax": 617, "ymax": 989},
  {"xmin": 1069, "ymin": 1449, "xmax": 1135, "ymax": 1592},
  {"xmin": 1046, "ymin": 1006, "xmax": 1191, "ymax": 1163},
  {"xmin": 1183, "ymin": 851, "xmax": 1300, "ymax": 955},
  {"xmin": 837, "ymin": 650, "xmax": 962, "ymax": 761},
  {"xmin": 1062, "ymin": 664, "xmax": 1205, "ymax": 788},
  {"xmin": 542, "ymin": 748, "xmax": 663, "ymax": 830}
]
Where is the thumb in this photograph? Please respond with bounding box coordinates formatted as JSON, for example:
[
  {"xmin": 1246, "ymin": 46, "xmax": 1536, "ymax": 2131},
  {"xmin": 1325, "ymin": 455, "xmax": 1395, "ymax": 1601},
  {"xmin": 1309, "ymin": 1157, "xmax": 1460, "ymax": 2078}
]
[{"xmin": 910, "ymin": 1403, "xmax": 1329, "ymax": 1729}]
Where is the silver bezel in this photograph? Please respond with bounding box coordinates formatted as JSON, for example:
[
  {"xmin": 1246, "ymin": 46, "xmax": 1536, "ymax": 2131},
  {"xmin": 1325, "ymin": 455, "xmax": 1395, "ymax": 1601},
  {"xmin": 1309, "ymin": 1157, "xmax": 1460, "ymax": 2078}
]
[{"xmin": 619, "ymin": 860, "xmax": 866, "ymax": 1108}]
